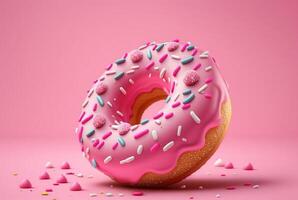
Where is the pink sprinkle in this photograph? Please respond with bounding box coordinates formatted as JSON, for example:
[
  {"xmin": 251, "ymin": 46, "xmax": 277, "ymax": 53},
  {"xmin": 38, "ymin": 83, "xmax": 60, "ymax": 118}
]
[
  {"xmin": 96, "ymin": 82, "xmax": 108, "ymax": 95},
  {"xmin": 39, "ymin": 171, "xmax": 50, "ymax": 180},
  {"xmin": 204, "ymin": 94, "xmax": 212, "ymax": 99},
  {"xmin": 70, "ymin": 182, "xmax": 82, "ymax": 191},
  {"xmin": 182, "ymin": 103, "xmax": 191, "ymax": 110},
  {"xmin": 193, "ymin": 63, "xmax": 201, "ymax": 70},
  {"xmin": 132, "ymin": 191, "xmax": 144, "ymax": 196},
  {"xmin": 244, "ymin": 183, "xmax": 252, "ymax": 186},
  {"xmin": 78, "ymin": 126, "xmax": 83, "ymax": 142},
  {"xmin": 145, "ymin": 61, "xmax": 155, "ymax": 70},
  {"xmin": 56, "ymin": 175, "xmax": 67, "ymax": 184},
  {"xmin": 92, "ymin": 139, "xmax": 100, "ymax": 147},
  {"xmin": 172, "ymin": 102, "xmax": 181, "ymax": 108},
  {"xmin": 96, "ymin": 141, "xmax": 105, "ymax": 150},
  {"xmin": 102, "ymin": 131, "xmax": 112, "ymax": 140},
  {"xmin": 159, "ymin": 54, "xmax": 168, "ymax": 63},
  {"xmin": 81, "ymin": 114, "xmax": 93, "ymax": 125},
  {"xmin": 106, "ymin": 63, "xmax": 113, "ymax": 70},
  {"xmin": 192, "ymin": 49, "xmax": 198, "ymax": 56},
  {"xmin": 226, "ymin": 186, "xmax": 236, "ymax": 190},
  {"xmin": 172, "ymin": 39, "xmax": 180, "ymax": 42},
  {"xmin": 220, "ymin": 174, "xmax": 226, "ymax": 176},
  {"xmin": 61, "ymin": 161, "xmax": 71, "ymax": 169},
  {"xmin": 165, "ymin": 112, "xmax": 174, "ymax": 119},
  {"xmin": 112, "ymin": 142, "xmax": 118, "ymax": 150},
  {"xmin": 93, "ymin": 79, "xmax": 98, "ymax": 84},
  {"xmin": 243, "ymin": 163, "xmax": 254, "ymax": 170},
  {"xmin": 171, "ymin": 81, "xmax": 176, "ymax": 93},
  {"xmin": 93, "ymin": 115, "xmax": 106, "ymax": 129},
  {"xmin": 122, "ymin": 52, "xmax": 128, "ymax": 59},
  {"xmin": 167, "ymin": 42, "xmax": 179, "ymax": 52},
  {"xmin": 152, "ymin": 44, "xmax": 157, "ymax": 51},
  {"xmin": 153, "ymin": 112, "xmax": 164, "ymax": 119},
  {"xmin": 19, "ymin": 179, "xmax": 32, "ymax": 189},
  {"xmin": 134, "ymin": 129, "xmax": 149, "ymax": 139},
  {"xmin": 205, "ymin": 78, "xmax": 213, "ymax": 83},
  {"xmin": 92, "ymin": 103, "xmax": 97, "ymax": 112},
  {"xmin": 131, "ymin": 50, "xmax": 143, "ymax": 63},
  {"xmin": 181, "ymin": 43, "xmax": 189, "ymax": 52},
  {"xmin": 183, "ymin": 70, "xmax": 200, "ymax": 86},
  {"xmin": 173, "ymin": 66, "xmax": 181, "ymax": 77},
  {"xmin": 212, "ymin": 57, "xmax": 216, "ymax": 63},
  {"xmin": 118, "ymin": 122, "xmax": 131, "ymax": 136},
  {"xmin": 150, "ymin": 143, "xmax": 160, "ymax": 152},
  {"xmin": 224, "ymin": 162, "xmax": 234, "ymax": 169},
  {"xmin": 78, "ymin": 111, "xmax": 85, "ymax": 122},
  {"xmin": 45, "ymin": 188, "xmax": 53, "ymax": 192}
]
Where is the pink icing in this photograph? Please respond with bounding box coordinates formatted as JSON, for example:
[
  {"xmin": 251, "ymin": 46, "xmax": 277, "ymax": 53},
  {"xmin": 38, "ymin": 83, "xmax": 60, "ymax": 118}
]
[
  {"xmin": 77, "ymin": 40, "xmax": 230, "ymax": 184},
  {"xmin": 70, "ymin": 182, "xmax": 82, "ymax": 191},
  {"xmin": 243, "ymin": 163, "xmax": 254, "ymax": 170},
  {"xmin": 61, "ymin": 161, "xmax": 71, "ymax": 169},
  {"xmin": 19, "ymin": 179, "xmax": 32, "ymax": 189},
  {"xmin": 39, "ymin": 171, "xmax": 50, "ymax": 180},
  {"xmin": 56, "ymin": 175, "xmax": 67, "ymax": 183}
]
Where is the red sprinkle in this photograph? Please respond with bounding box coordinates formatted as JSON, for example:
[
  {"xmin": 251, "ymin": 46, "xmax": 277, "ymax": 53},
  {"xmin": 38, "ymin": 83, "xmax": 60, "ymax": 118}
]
[
  {"xmin": 78, "ymin": 111, "xmax": 85, "ymax": 122},
  {"xmin": 165, "ymin": 112, "xmax": 174, "ymax": 119},
  {"xmin": 181, "ymin": 43, "xmax": 189, "ymax": 52},
  {"xmin": 182, "ymin": 103, "xmax": 191, "ymax": 110},
  {"xmin": 153, "ymin": 112, "xmax": 164, "ymax": 119},
  {"xmin": 172, "ymin": 101, "xmax": 181, "ymax": 108},
  {"xmin": 92, "ymin": 139, "xmax": 100, "ymax": 147},
  {"xmin": 134, "ymin": 129, "xmax": 149, "ymax": 139},
  {"xmin": 92, "ymin": 103, "xmax": 97, "ymax": 112},
  {"xmin": 81, "ymin": 114, "xmax": 93, "ymax": 124},
  {"xmin": 192, "ymin": 49, "xmax": 198, "ymax": 56},
  {"xmin": 102, "ymin": 131, "xmax": 112, "ymax": 140},
  {"xmin": 173, "ymin": 66, "xmax": 181, "ymax": 77},
  {"xmin": 150, "ymin": 143, "xmax": 160, "ymax": 152},
  {"xmin": 132, "ymin": 191, "xmax": 144, "ymax": 196},
  {"xmin": 145, "ymin": 61, "xmax": 155, "ymax": 70},
  {"xmin": 112, "ymin": 142, "xmax": 118, "ymax": 150},
  {"xmin": 96, "ymin": 141, "xmax": 105, "ymax": 150},
  {"xmin": 193, "ymin": 63, "xmax": 201, "ymax": 70},
  {"xmin": 78, "ymin": 126, "xmax": 83, "ymax": 142},
  {"xmin": 106, "ymin": 63, "xmax": 113, "ymax": 70},
  {"xmin": 159, "ymin": 54, "xmax": 168, "ymax": 63}
]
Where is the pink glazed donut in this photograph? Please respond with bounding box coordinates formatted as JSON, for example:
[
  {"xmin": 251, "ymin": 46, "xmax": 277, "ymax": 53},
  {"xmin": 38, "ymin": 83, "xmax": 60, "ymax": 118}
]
[{"xmin": 76, "ymin": 40, "xmax": 232, "ymax": 186}]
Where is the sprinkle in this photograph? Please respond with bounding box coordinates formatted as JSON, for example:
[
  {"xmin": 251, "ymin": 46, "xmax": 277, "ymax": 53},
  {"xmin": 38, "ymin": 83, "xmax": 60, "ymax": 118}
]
[
  {"xmin": 120, "ymin": 156, "xmax": 135, "ymax": 164},
  {"xmin": 205, "ymin": 78, "xmax": 213, "ymax": 83},
  {"xmin": 141, "ymin": 118, "xmax": 149, "ymax": 125},
  {"xmin": 160, "ymin": 68, "xmax": 166, "ymax": 79},
  {"xmin": 150, "ymin": 143, "xmax": 160, "ymax": 152},
  {"xmin": 173, "ymin": 93, "xmax": 180, "ymax": 101},
  {"xmin": 89, "ymin": 193, "xmax": 98, "ymax": 197},
  {"xmin": 130, "ymin": 124, "xmax": 139, "ymax": 131},
  {"xmin": 92, "ymin": 139, "xmax": 99, "ymax": 147},
  {"xmin": 148, "ymin": 73, "xmax": 152, "ymax": 78},
  {"xmin": 132, "ymin": 191, "xmax": 144, "ymax": 196},
  {"xmin": 171, "ymin": 55, "xmax": 181, "ymax": 60},
  {"xmin": 102, "ymin": 131, "xmax": 112, "ymax": 140},
  {"xmin": 204, "ymin": 94, "xmax": 212, "ymax": 99},
  {"xmin": 199, "ymin": 51, "xmax": 209, "ymax": 58},
  {"xmin": 165, "ymin": 96, "xmax": 171, "ymax": 103},
  {"xmin": 151, "ymin": 130, "xmax": 158, "ymax": 141},
  {"xmin": 183, "ymin": 93, "xmax": 195, "ymax": 104},
  {"xmin": 131, "ymin": 65, "xmax": 140, "ymax": 70},
  {"xmin": 126, "ymin": 70, "xmax": 135, "ymax": 74},
  {"xmin": 153, "ymin": 112, "xmax": 163, "ymax": 119},
  {"xmin": 112, "ymin": 142, "xmax": 118, "ymax": 150},
  {"xmin": 105, "ymin": 192, "xmax": 113, "ymax": 197},
  {"xmin": 171, "ymin": 81, "xmax": 176, "ymax": 93},
  {"xmin": 167, "ymin": 42, "xmax": 179, "ymax": 51},
  {"xmin": 118, "ymin": 137, "xmax": 126, "ymax": 147},
  {"xmin": 173, "ymin": 66, "xmax": 181, "ymax": 77},
  {"xmin": 252, "ymin": 184, "xmax": 260, "ymax": 189},
  {"xmin": 137, "ymin": 145, "xmax": 144, "ymax": 155},
  {"xmin": 198, "ymin": 84, "xmax": 208, "ymax": 94},
  {"xmin": 41, "ymin": 192, "xmax": 49, "ymax": 196},
  {"xmin": 107, "ymin": 101, "xmax": 113, "ymax": 107},
  {"xmin": 190, "ymin": 110, "xmax": 201, "ymax": 124},
  {"xmin": 147, "ymin": 49, "xmax": 152, "ymax": 60},
  {"xmin": 139, "ymin": 43, "xmax": 148, "ymax": 50},
  {"xmin": 163, "ymin": 141, "xmax": 174, "ymax": 152},
  {"xmin": 96, "ymin": 95, "xmax": 104, "ymax": 107},
  {"xmin": 116, "ymin": 110, "xmax": 124, "ymax": 117},
  {"xmin": 134, "ymin": 129, "xmax": 149, "ymax": 139},
  {"xmin": 216, "ymin": 194, "xmax": 221, "ymax": 198},
  {"xmin": 187, "ymin": 45, "xmax": 195, "ymax": 51},
  {"xmin": 182, "ymin": 103, "xmax": 191, "ymax": 109},
  {"xmin": 156, "ymin": 43, "xmax": 164, "ymax": 52},
  {"xmin": 92, "ymin": 103, "xmax": 97, "ymax": 111},
  {"xmin": 152, "ymin": 44, "xmax": 157, "ymax": 50},
  {"xmin": 99, "ymin": 75, "xmax": 105, "ymax": 81},
  {"xmin": 165, "ymin": 112, "xmax": 174, "ymax": 119},
  {"xmin": 106, "ymin": 70, "xmax": 116, "ymax": 76},
  {"xmin": 193, "ymin": 63, "xmax": 201, "ymax": 70},
  {"xmin": 91, "ymin": 159, "xmax": 97, "ymax": 168},
  {"xmin": 115, "ymin": 58, "xmax": 126, "ymax": 65},
  {"xmin": 96, "ymin": 141, "xmax": 105, "ymax": 150},
  {"xmin": 214, "ymin": 158, "xmax": 225, "ymax": 167},
  {"xmin": 87, "ymin": 88, "xmax": 94, "ymax": 97},
  {"xmin": 181, "ymin": 56, "xmax": 194, "ymax": 65},
  {"xmin": 111, "ymin": 125, "xmax": 118, "ymax": 130},
  {"xmin": 104, "ymin": 156, "xmax": 112, "ymax": 164},
  {"xmin": 205, "ymin": 66, "xmax": 212, "ymax": 71},
  {"xmin": 182, "ymin": 137, "xmax": 187, "ymax": 142},
  {"xmin": 154, "ymin": 120, "xmax": 161, "ymax": 125},
  {"xmin": 106, "ymin": 63, "xmax": 113, "ymax": 70},
  {"xmin": 119, "ymin": 87, "xmax": 126, "ymax": 95},
  {"xmin": 122, "ymin": 52, "xmax": 128, "ymax": 59},
  {"xmin": 183, "ymin": 89, "xmax": 192, "ymax": 95},
  {"xmin": 82, "ymin": 99, "xmax": 88, "ymax": 108},
  {"xmin": 78, "ymin": 126, "xmax": 83, "ymax": 142},
  {"xmin": 159, "ymin": 54, "xmax": 168, "ymax": 63},
  {"xmin": 192, "ymin": 49, "xmax": 198, "ymax": 56},
  {"xmin": 78, "ymin": 111, "xmax": 85, "ymax": 122},
  {"xmin": 181, "ymin": 43, "xmax": 189, "ymax": 52},
  {"xmin": 145, "ymin": 61, "xmax": 155, "ymax": 70},
  {"xmin": 114, "ymin": 71, "xmax": 125, "ymax": 80},
  {"xmin": 177, "ymin": 125, "xmax": 182, "ymax": 136},
  {"xmin": 82, "ymin": 114, "xmax": 94, "ymax": 124}
]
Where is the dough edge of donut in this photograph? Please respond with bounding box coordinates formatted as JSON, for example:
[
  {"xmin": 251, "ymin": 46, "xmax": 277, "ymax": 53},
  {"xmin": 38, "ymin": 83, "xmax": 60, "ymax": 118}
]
[{"xmin": 135, "ymin": 100, "xmax": 232, "ymax": 187}]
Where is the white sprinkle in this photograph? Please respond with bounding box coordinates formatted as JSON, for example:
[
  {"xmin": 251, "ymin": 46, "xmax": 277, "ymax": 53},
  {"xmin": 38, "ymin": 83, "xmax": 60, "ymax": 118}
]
[
  {"xmin": 76, "ymin": 173, "xmax": 83, "ymax": 177},
  {"xmin": 168, "ymin": 77, "xmax": 171, "ymax": 83},
  {"xmin": 214, "ymin": 158, "xmax": 225, "ymax": 167},
  {"xmin": 99, "ymin": 75, "xmax": 105, "ymax": 81},
  {"xmin": 148, "ymin": 73, "xmax": 152, "ymax": 78},
  {"xmin": 107, "ymin": 101, "xmax": 113, "ymax": 107},
  {"xmin": 111, "ymin": 125, "xmax": 118, "ymax": 130},
  {"xmin": 252, "ymin": 184, "xmax": 260, "ymax": 189},
  {"xmin": 137, "ymin": 145, "xmax": 143, "ymax": 155},
  {"xmin": 105, "ymin": 192, "xmax": 113, "ymax": 197},
  {"xmin": 104, "ymin": 156, "xmax": 112, "ymax": 164},
  {"xmin": 173, "ymin": 93, "xmax": 180, "ymax": 101},
  {"xmin": 205, "ymin": 66, "xmax": 212, "ymax": 71},
  {"xmin": 180, "ymin": 184, "xmax": 186, "ymax": 189},
  {"xmin": 118, "ymin": 193, "xmax": 124, "ymax": 197},
  {"xmin": 182, "ymin": 138, "xmax": 187, "ymax": 142},
  {"xmin": 155, "ymin": 119, "xmax": 161, "ymax": 125},
  {"xmin": 130, "ymin": 124, "xmax": 139, "ymax": 131},
  {"xmin": 87, "ymin": 88, "xmax": 94, "ymax": 97},
  {"xmin": 129, "ymin": 79, "xmax": 134, "ymax": 84},
  {"xmin": 126, "ymin": 70, "xmax": 135, "ymax": 74},
  {"xmin": 138, "ymin": 44, "xmax": 147, "ymax": 50},
  {"xmin": 190, "ymin": 110, "xmax": 201, "ymax": 124},
  {"xmin": 86, "ymin": 147, "xmax": 90, "ymax": 153},
  {"xmin": 131, "ymin": 65, "xmax": 140, "ymax": 70},
  {"xmin": 82, "ymin": 99, "xmax": 88, "ymax": 108},
  {"xmin": 199, "ymin": 51, "xmax": 209, "ymax": 58},
  {"xmin": 171, "ymin": 55, "xmax": 181, "ymax": 60},
  {"xmin": 199, "ymin": 186, "xmax": 204, "ymax": 190},
  {"xmin": 75, "ymin": 127, "xmax": 78, "ymax": 134},
  {"xmin": 163, "ymin": 141, "xmax": 174, "ymax": 152},
  {"xmin": 177, "ymin": 125, "xmax": 182, "ymax": 136},
  {"xmin": 116, "ymin": 110, "xmax": 124, "ymax": 117},
  {"xmin": 119, "ymin": 87, "xmax": 126, "ymax": 95},
  {"xmin": 154, "ymin": 66, "xmax": 159, "ymax": 70},
  {"xmin": 216, "ymin": 194, "xmax": 221, "ymax": 198},
  {"xmin": 120, "ymin": 156, "xmax": 135, "ymax": 164},
  {"xmin": 198, "ymin": 84, "xmax": 208, "ymax": 94},
  {"xmin": 160, "ymin": 68, "xmax": 166, "ymax": 79},
  {"xmin": 114, "ymin": 120, "xmax": 120, "ymax": 125},
  {"xmin": 113, "ymin": 98, "xmax": 117, "ymax": 101},
  {"xmin": 106, "ymin": 70, "xmax": 116, "ymax": 75},
  {"xmin": 89, "ymin": 193, "xmax": 97, "ymax": 197},
  {"xmin": 87, "ymin": 174, "xmax": 93, "ymax": 178},
  {"xmin": 151, "ymin": 130, "xmax": 158, "ymax": 141},
  {"xmin": 45, "ymin": 161, "xmax": 54, "ymax": 168}
]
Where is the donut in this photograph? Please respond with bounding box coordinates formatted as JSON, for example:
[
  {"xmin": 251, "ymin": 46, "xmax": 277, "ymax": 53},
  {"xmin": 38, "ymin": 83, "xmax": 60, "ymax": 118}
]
[{"xmin": 76, "ymin": 40, "xmax": 232, "ymax": 186}]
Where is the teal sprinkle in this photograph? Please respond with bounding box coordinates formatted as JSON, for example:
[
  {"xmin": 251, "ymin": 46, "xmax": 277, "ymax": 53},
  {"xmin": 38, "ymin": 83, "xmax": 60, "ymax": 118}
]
[
  {"xmin": 181, "ymin": 56, "xmax": 194, "ymax": 65},
  {"xmin": 115, "ymin": 58, "xmax": 126, "ymax": 65},
  {"xmin": 183, "ymin": 89, "xmax": 192, "ymax": 95},
  {"xmin": 91, "ymin": 159, "xmax": 97, "ymax": 168},
  {"xmin": 147, "ymin": 49, "xmax": 152, "ymax": 60},
  {"xmin": 141, "ymin": 119, "xmax": 149, "ymax": 125},
  {"xmin": 118, "ymin": 137, "xmax": 126, "ymax": 147},
  {"xmin": 114, "ymin": 71, "xmax": 124, "ymax": 80},
  {"xmin": 156, "ymin": 43, "xmax": 164, "ymax": 52},
  {"xmin": 96, "ymin": 95, "xmax": 104, "ymax": 107},
  {"xmin": 187, "ymin": 45, "xmax": 195, "ymax": 51},
  {"xmin": 165, "ymin": 96, "xmax": 171, "ymax": 103},
  {"xmin": 183, "ymin": 93, "xmax": 195, "ymax": 104},
  {"xmin": 86, "ymin": 129, "xmax": 95, "ymax": 137}
]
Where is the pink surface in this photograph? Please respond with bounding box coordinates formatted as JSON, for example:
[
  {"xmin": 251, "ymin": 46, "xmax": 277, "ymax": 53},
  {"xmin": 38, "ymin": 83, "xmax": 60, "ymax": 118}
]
[{"xmin": 1, "ymin": 0, "xmax": 298, "ymax": 199}]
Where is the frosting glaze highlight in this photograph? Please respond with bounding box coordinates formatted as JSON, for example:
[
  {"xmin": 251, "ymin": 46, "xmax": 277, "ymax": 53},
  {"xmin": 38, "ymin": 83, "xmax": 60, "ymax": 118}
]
[{"xmin": 76, "ymin": 40, "xmax": 230, "ymax": 184}]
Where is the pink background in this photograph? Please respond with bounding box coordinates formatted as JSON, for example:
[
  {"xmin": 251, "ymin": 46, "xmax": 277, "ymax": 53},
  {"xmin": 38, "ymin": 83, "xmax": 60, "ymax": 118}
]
[{"xmin": 1, "ymin": 0, "xmax": 298, "ymax": 199}]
